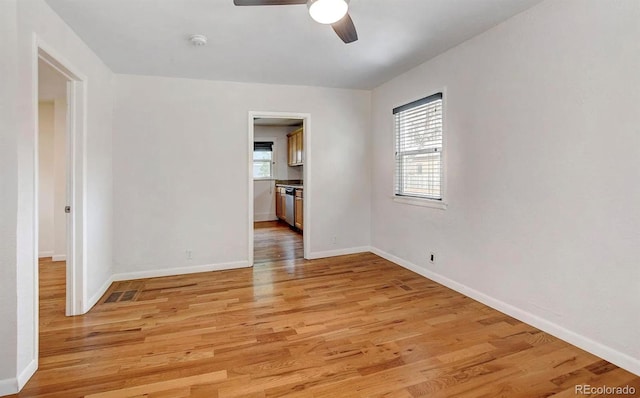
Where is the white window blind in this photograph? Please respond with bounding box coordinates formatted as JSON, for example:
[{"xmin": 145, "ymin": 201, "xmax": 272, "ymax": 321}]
[{"xmin": 394, "ymin": 93, "xmax": 443, "ymax": 200}]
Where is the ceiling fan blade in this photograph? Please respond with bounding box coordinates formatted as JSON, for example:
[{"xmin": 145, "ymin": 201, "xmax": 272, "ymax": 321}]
[
  {"xmin": 331, "ymin": 13, "xmax": 358, "ymax": 44},
  {"xmin": 233, "ymin": 0, "xmax": 306, "ymax": 5}
]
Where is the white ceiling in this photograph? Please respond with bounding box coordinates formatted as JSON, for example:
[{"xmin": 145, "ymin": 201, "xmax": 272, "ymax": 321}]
[{"xmin": 45, "ymin": 0, "xmax": 542, "ymax": 90}]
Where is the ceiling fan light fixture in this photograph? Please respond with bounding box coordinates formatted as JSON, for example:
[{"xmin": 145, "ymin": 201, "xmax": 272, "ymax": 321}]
[{"xmin": 307, "ymin": 0, "xmax": 348, "ymax": 25}]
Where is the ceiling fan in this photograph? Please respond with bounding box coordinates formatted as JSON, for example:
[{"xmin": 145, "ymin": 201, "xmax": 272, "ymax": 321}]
[{"xmin": 233, "ymin": 0, "xmax": 358, "ymax": 44}]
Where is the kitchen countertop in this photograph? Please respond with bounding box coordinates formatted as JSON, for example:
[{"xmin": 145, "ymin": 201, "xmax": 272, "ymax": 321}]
[
  {"xmin": 276, "ymin": 184, "xmax": 303, "ymax": 189},
  {"xmin": 275, "ymin": 180, "xmax": 303, "ymax": 189}
]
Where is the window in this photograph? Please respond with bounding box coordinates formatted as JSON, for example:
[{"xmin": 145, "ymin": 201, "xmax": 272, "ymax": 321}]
[
  {"xmin": 253, "ymin": 141, "xmax": 273, "ymax": 179},
  {"xmin": 394, "ymin": 92, "xmax": 443, "ymax": 202}
]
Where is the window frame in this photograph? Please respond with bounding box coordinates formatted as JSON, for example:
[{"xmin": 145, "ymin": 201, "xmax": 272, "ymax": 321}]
[
  {"xmin": 392, "ymin": 90, "xmax": 447, "ymax": 210},
  {"xmin": 253, "ymin": 141, "xmax": 275, "ymax": 180}
]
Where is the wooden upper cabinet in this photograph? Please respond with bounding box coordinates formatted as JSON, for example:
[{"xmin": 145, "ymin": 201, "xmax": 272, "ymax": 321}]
[
  {"xmin": 296, "ymin": 130, "xmax": 303, "ymax": 165},
  {"xmin": 287, "ymin": 127, "xmax": 304, "ymax": 166},
  {"xmin": 288, "ymin": 134, "xmax": 294, "ymax": 166}
]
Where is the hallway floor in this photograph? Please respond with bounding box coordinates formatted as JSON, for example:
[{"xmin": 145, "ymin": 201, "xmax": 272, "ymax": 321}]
[{"xmin": 253, "ymin": 220, "xmax": 303, "ymax": 264}]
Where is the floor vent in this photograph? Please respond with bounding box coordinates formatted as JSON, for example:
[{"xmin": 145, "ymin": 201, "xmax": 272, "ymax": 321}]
[
  {"xmin": 102, "ymin": 281, "xmax": 143, "ymax": 304},
  {"xmin": 105, "ymin": 291, "xmax": 122, "ymax": 303}
]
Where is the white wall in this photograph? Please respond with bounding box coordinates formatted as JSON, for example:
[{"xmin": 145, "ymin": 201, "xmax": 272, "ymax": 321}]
[
  {"xmin": 253, "ymin": 125, "xmax": 303, "ymax": 222},
  {"xmin": 113, "ymin": 74, "xmax": 371, "ymax": 275},
  {"xmin": 38, "ymin": 58, "xmax": 66, "ymax": 102},
  {"xmin": 53, "ymin": 98, "xmax": 67, "ymax": 260},
  {"xmin": 371, "ymin": 0, "xmax": 640, "ymax": 375},
  {"xmin": 37, "ymin": 100, "xmax": 67, "ymax": 259},
  {"xmin": 0, "ymin": 0, "xmax": 20, "ymax": 393},
  {"xmin": 38, "ymin": 102, "xmax": 55, "ymax": 256},
  {"xmin": 254, "ymin": 180, "xmax": 276, "ymax": 222},
  {"xmin": 0, "ymin": 0, "xmax": 115, "ymax": 393}
]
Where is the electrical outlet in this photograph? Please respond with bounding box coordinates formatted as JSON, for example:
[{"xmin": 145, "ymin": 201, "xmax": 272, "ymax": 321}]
[
  {"xmin": 186, "ymin": 250, "xmax": 193, "ymax": 260},
  {"xmin": 429, "ymin": 252, "xmax": 436, "ymax": 264}
]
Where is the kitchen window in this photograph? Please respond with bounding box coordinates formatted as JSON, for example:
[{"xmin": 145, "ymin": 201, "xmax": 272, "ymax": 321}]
[
  {"xmin": 393, "ymin": 92, "xmax": 445, "ymax": 207},
  {"xmin": 253, "ymin": 141, "xmax": 274, "ymax": 179}
]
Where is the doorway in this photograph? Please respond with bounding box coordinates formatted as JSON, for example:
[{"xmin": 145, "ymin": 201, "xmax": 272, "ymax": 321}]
[
  {"xmin": 248, "ymin": 112, "xmax": 310, "ymax": 265},
  {"xmin": 37, "ymin": 57, "xmax": 69, "ymax": 321},
  {"xmin": 36, "ymin": 41, "xmax": 87, "ymax": 317}
]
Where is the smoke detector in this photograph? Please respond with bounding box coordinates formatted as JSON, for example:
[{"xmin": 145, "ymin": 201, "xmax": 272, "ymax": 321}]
[{"xmin": 188, "ymin": 34, "xmax": 208, "ymax": 46}]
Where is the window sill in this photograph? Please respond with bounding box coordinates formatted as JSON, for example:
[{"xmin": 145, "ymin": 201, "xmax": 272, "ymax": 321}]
[
  {"xmin": 253, "ymin": 178, "xmax": 275, "ymax": 181},
  {"xmin": 393, "ymin": 196, "xmax": 448, "ymax": 210}
]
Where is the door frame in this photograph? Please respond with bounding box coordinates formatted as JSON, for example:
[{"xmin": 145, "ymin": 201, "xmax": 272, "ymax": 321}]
[
  {"xmin": 34, "ymin": 36, "xmax": 87, "ymax": 317},
  {"xmin": 247, "ymin": 111, "xmax": 311, "ymax": 265}
]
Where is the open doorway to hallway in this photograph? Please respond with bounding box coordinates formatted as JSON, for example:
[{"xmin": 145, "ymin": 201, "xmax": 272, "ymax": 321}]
[
  {"xmin": 251, "ymin": 116, "xmax": 305, "ymax": 264},
  {"xmin": 37, "ymin": 58, "xmax": 68, "ymax": 316}
]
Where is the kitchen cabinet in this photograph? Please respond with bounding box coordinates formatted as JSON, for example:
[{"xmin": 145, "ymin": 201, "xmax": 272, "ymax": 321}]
[
  {"xmin": 288, "ymin": 134, "xmax": 295, "ymax": 166},
  {"xmin": 275, "ymin": 185, "xmax": 303, "ymax": 232},
  {"xmin": 275, "ymin": 187, "xmax": 283, "ymax": 219},
  {"xmin": 275, "ymin": 187, "xmax": 286, "ymax": 221},
  {"xmin": 287, "ymin": 127, "xmax": 303, "ymax": 166},
  {"xmin": 296, "ymin": 130, "xmax": 303, "ymax": 165},
  {"xmin": 294, "ymin": 189, "xmax": 303, "ymax": 230}
]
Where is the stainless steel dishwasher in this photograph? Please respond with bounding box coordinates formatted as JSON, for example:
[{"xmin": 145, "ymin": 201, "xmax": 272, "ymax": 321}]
[{"xmin": 285, "ymin": 187, "xmax": 296, "ymax": 227}]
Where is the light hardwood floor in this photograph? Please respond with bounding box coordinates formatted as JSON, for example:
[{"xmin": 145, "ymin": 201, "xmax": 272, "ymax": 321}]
[
  {"xmin": 12, "ymin": 254, "xmax": 639, "ymax": 397},
  {"xmin": 254, "ymin": 221, "xmax": 303, "ymax": 264}
]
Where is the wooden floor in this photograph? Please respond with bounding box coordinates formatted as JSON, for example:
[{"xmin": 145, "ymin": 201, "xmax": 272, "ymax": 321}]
[
  {"xmin": 254, "ymin": 221, "xmax": 303, "ymax": 264},
  {"xmin": 12, "ymin": 254, "xmax": 638, "ymax": 397}
]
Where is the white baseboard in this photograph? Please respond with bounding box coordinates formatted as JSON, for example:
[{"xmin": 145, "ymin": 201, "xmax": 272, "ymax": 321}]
[
  {"xmin": 255, "ymin": 213, "xmax": 277, "ymax": 222},
  {"xmin": 52, "ymin": 254, "xmax": 66, "ymax": 262},
  {"xmin": 84, "ymin": 274, "xmax": 115, "ymax": 313},
  {"xmin": 17, "ymin": 359, "xmax": 37, "ymax": 391},
  {"xmin": 111, "ymin": 261, "xmax": 251, "ymax": 283},
  {"xmin": 81, "ymin": 261, "xmax": 251, "ymax": 313},
  {"xmin": 38, "ymin": 251, "xmax": 53, "ymax": 258},
  {"xmin": 370, "ymin": 247, "xmax": 640, "ymax": 377},
  {"xmin": 307, "ymin": 246, "xmax": 372, "ymax": 260}
]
